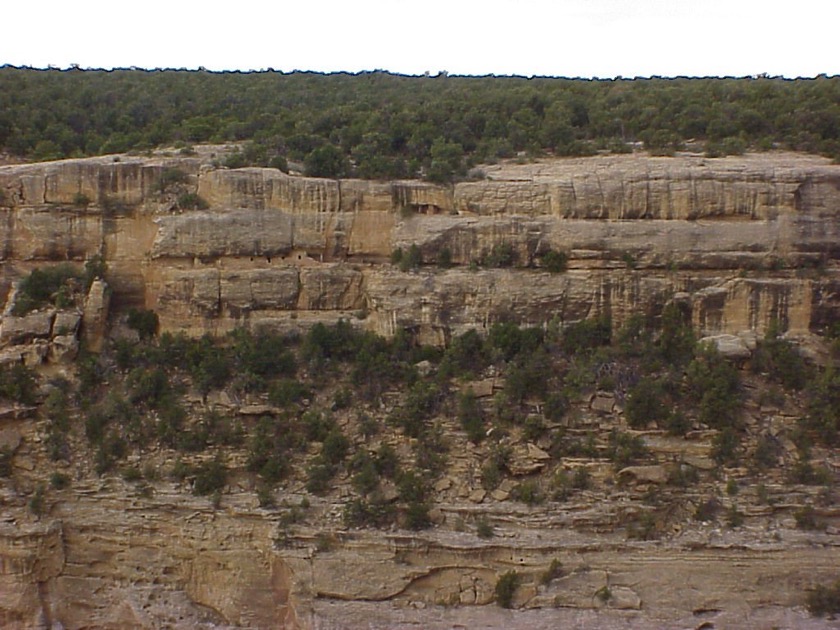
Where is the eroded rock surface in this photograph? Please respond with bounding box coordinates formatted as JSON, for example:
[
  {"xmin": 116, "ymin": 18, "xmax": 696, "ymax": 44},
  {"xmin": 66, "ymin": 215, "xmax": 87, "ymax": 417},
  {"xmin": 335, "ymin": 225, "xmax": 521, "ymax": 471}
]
[{"xmin": 1, "ymin": 151, "xmax": 840, "ymax": 629}]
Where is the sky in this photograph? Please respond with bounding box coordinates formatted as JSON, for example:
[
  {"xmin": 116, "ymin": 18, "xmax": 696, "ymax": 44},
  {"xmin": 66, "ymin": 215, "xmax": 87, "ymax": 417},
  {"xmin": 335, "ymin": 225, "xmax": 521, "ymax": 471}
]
[{"xmin": 3, "ymin": 0, "xmax": 838, "ymax": 78}]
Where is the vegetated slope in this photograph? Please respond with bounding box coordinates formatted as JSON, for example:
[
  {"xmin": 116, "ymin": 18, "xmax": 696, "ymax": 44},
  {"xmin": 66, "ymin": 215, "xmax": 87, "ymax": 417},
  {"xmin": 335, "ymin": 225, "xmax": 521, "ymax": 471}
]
[
  {"xmin": 1, "ymin": 147, "xmax": 840, "ymax": 626},
  {"xmin": 1, "ymin": 67, "xmax": 840, "ymax": 179},
  {"xmin": 3, "ymin": 310, "xmax": 840, "ymax": 625}
]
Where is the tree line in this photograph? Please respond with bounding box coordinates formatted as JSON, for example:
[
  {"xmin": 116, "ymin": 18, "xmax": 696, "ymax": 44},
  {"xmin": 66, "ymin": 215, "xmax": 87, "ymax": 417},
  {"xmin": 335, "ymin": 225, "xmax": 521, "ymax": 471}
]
[{"xmin": 1, "ymin": 66, "xmax": 839, "ymax": 180}]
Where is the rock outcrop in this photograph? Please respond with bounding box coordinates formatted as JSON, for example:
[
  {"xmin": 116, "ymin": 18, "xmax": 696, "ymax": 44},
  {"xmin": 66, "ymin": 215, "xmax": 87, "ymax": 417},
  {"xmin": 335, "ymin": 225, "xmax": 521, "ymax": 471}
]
[
  {"xmin": 2, "ymin": 151, "xmax": 838, "ymax": 348},
  {"xmin": 1, "ymin": 150, "xmax": 840, "ymax": 629}
]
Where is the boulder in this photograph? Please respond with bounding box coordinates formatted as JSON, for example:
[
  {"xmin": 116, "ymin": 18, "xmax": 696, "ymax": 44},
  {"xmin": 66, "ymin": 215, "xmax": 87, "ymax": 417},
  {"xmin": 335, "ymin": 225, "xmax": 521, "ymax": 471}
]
[
  {"xmin": 699, "ymin": 334, "xmax": 751, "ymax": 360},
  {"xmin": 52, "ymin": 310, "xmax": 82, "ymax": 336},
  {"xmin": 617, "ymin": 465, "xmax": 669, "ymax": 485},
  {"xmin": 507, "ymin": 443, "xmax": 551, "ymax": 476},
  {"xmin": 0, "ymin": 311, "xmax": 55, "ymax": 345},
  {"xmin": 49, "ymin": 335, "xmax": 80, "ymax": 363}
]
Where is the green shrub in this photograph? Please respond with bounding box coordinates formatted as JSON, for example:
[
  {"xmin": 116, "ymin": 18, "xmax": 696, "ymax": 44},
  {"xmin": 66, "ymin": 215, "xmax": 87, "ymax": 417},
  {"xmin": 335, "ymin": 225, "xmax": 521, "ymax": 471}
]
[
  {"xmin": 726, "ymin": 504, "xmax": 744, "ymax": 528},
  {"xmin": 626, "ymin": 510, "xmax": 659, "ymax": 540},
  {"xmin": 350, "ymin": 451, "xmax": 380, "ymax": 495},
  {"xmin": 440, "ymin": 329, "xmax": 490, "ymax": 378},
  {"xmin": 752, "ymin": 434, "xmax": 781, "ymax": 470},
  {"xmin": 269, "ymin": 379, "xmax": 310, "ymax": 407},
  {"xmin": 665, "ymin": 410, "xmax": 691, "ymax": 436},
  {"xmin": 667, "ymin": 463, "xmax": 699, "ymax": 487},
  {"xmin": 127, "ymin": 366, "xmax": 169, "ymax": 407},
  {"xmin": 83, "ymin": 255, "xmax": 107, "ymax": 290},
  {"xmin": 50, "ymin": 472, "xmax": 70, "ymax": 489},
  {"xmin": 157, "ymin": 167, "xmax": 189, "ymax": 192},
  {"xmin": 343, "ymin": 497, "xmax": 396, "ymax": 528},
  {"xmin": 481, "ymin": 459, "xmax": 503, "ymax": 491},
  {"xmin": 397, "ymin": 469, "xmax": 429, "ymax": 504},
  {"xmin": 540, "ymin": 559, "xmax": 564, "ymax": 585},
  {"xmin": 540, "ymin": 248, "xmax": 568, "ymax": 273},
  {"xmin": 0, "ymin": 364, "xmax": 37, "ymax": 405},
  {"xmin": 625, "ymin": 378, "xmax": 669, "ymax": 429},
  {"xmin": 495, "ymin": 571, "xmax": 519, "ymax": 608},
  {"xmin": 657, "ymin": 302, "xmax": 696, "ymax": 366},
  {"xmin": 404, "ymin": 500, "xmax": 432, "ymax": 530},
  {"xmin": 176, "ymin": 192, "xmax": 209, "ymax": 210},
  {"xmin": 306, "ymin": 457, "xmax": 336, "ymax": 495},
  {"xmin": 374, "ymin": 443, "xmax": 400, "ymax": 478},
  {"xmin": 693, "ymin": 497, "xmax": 721, "ymax": 522},
  {"xmin": 28, "ymin": 485, "xmax": 46, "ymax": 517},
  {"xmin": 436, "ymin": 247, "xmax": 453, "ymax": 268},
  {"xmin": 544, "ymin": 391, "xmax": 569, "ymax": 422},
  {"xmin": 257, "ymin": 485, "xmax": 276, "ymax": 508},
  {"xmin": 753, "ymin": 324, "xmax": 810, "ymax": 390},
  {"xmin": 13, "ymin": 264, "xmax": 83, "ymax": 315},
  {"xmin": 512, "ymin": 479, "xmax": 544, "ymax": 505},
  {"xmin": 483, "ymin": 243, "xmax": 516, "ymax": 268},
  {"xmin": 607, "ymin": 430, "xmax": 649, "ymax": 469},
  {"xmin": 476, "ymin": 517, "xmax": 494, "ymax": 539},
  {"xmin": 457, "ymin": 389, "xmax": 485, "ymax": 443},
  {"xmin": 523, "ymin": 415, "xmax": 547, "ymax": 442},
  {"xmin": 246, "ymin": 416, "xmax": 294, "ymax": 483},
  {"xmin": 711, "ymin": 427, "xmax": 741, "ymax": 466},
  {"xmin": 488, "ymin": 322, "xmax": 544, "ymax": 362},
  {"xmin": 561, "ymin": 316, "xmax": 612, "ymax": 355},
  {"xmin": 390, "ymin": 381, "xmax": 444, "ymax": 438},
  {"xmin": 806, "ymin": 579, "xmax": 840, "ymax": 617},
  {"xmin": 504, "ymin": 347, "xmax": 552, "ymax": 403},
  {"xmin": 122, "ymin": 466, "xmax": 143, "ymax": 483},
  {"xmin": 127, "ymin": 308, "xmax": 159, "ymax": 339},
  {"xmin": 794, "ymin": 505, "xmax": 822, "ymax": 530},
  {"xmin": 804, "ymin": 368, "xmax": 840, "ymax": 445},
  {"xmin": 398, "ymin": 244, "xmax": 422, "ymax": 271},
  {"xmin": 72, "ymin": 192, "xmax": 91, "ymax": 207},
  {"xmin": 322, "ymin": 429, "xmax": 350, "ymax": 462},
  {"xmin": 686, "ymin": 344, "xmax": 741, "ymax": 429},
  {"xmin": 192, "ymin": 457, "xmax": 227, "ymax": 496},
  {"xmin": 595, "ymin": 585, "xmax": 612, "ymax": 603},
  {"xmin": 0, "ymin": 446, "xmax": 13, "ymax": 477}
]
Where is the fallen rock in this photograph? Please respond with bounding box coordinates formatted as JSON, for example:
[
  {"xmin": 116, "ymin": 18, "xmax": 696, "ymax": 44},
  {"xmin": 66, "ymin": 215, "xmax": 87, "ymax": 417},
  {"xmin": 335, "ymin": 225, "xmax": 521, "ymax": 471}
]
[
  {"xmin": 22, "ymin": 341, "xmax": 49, "ymax": 366},
  {"xmin": 460, "ymin": 379, "xmax": 495, "ymax": 398},
  {"xmin": 0, "ymin": 428, "xmax": 22, "ymax": 452},
  {"xmin": 617, "ymin": 465, "xmax": 669, "ymax": 485},
  {"xmin": 608, "ymin": 585, "xmax": 642, "ymax": 610},
  {"xmin": 52, "ymin": 310, "xmax": 82, "ymax": 336},
  {"xmin": 238, "ymin": 404, "xmax": 277, "ymax": 416},
  {"xmin": 49, "ymin": 334, "xmax": 79, "ymax": 363},
  {"xmin": 591, "ymin": 392, "xmax": 616, "ymax": 414},
  {"xmin": 0, "ymin": 311, "xmax": 55, "ymax": 345},
  {"xmin": 507, "ymin": 443, "xmax": 551, "ymax": 476},
  {"xmin": 699, "ymin": 334, "xmax": 751, "ymax": 360}
]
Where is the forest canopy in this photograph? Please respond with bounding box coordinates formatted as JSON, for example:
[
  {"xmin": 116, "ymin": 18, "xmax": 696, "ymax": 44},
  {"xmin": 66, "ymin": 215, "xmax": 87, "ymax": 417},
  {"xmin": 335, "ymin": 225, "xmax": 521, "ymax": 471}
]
[{"xmin": 1, "ymin": 66, "xmax": 839, "ymax": 180}]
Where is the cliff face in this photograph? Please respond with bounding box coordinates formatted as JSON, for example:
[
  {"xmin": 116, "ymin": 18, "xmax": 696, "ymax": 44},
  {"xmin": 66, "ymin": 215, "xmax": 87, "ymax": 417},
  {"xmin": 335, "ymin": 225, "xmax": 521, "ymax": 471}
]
[
  {"xmin": 2, "ymin": 151, "xmax": 840, "ymax": 630},
  {"xmin": 1, "ymin": 151, "xmax": 839, "ymax": 346}
]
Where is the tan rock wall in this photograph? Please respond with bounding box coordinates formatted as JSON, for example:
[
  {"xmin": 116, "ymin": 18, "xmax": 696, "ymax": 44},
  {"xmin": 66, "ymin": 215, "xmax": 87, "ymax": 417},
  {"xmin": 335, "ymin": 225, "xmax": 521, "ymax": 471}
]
[{"xmin": 1, "ymin": 152, "xmax": 839, "ymax": 342}]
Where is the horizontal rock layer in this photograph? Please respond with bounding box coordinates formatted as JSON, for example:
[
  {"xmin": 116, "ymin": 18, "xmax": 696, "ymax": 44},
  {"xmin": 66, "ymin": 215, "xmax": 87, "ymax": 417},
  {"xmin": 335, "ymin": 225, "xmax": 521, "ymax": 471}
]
[{"xmin": 1, "ymin": 151, "xmax": 839, "ymax": 345}]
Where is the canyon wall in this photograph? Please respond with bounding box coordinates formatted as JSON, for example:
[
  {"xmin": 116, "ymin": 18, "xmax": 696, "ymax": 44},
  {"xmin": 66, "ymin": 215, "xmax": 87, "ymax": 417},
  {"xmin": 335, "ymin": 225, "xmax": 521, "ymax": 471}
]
[
  {"xmin": 1, "ymin": 151, "xmax": 839, "ymax": 348},
  {"xmin": 2, "ymin": 151, "xmax": 840, "ymax": 629}
]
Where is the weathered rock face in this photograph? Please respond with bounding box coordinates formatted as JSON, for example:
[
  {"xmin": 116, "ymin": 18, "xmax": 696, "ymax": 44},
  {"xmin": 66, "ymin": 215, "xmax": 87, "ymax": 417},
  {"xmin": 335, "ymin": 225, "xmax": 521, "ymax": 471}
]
[
  {"xmin": 2, "ymin": 151, "xmax": 840, "ymax": 629},
  {"xmin": 1, "ymin": 151, "xmax": 838, "ymax": 346}
]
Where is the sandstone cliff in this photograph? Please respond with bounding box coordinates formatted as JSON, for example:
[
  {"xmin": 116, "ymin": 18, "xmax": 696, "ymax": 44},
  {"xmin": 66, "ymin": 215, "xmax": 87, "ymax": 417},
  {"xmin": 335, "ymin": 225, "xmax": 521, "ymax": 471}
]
[
  {"xmin": 1, "ymin": 151, "xmax": 839, "ymax": 629},
  {"xmin": 1, "ymin": 151, "xmax": 839, "ymax": 346}
]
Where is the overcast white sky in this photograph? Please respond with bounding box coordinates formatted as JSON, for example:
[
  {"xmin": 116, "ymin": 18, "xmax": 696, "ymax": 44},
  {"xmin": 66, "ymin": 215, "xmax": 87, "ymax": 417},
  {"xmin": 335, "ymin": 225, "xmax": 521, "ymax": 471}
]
[{"xmin": 3, "ymin": 0, "xmax": 838, "ymax": 78}]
